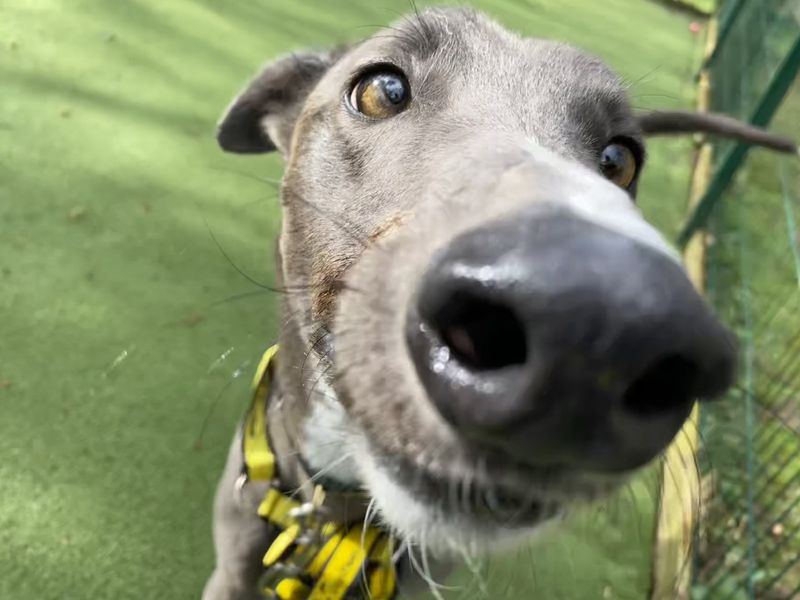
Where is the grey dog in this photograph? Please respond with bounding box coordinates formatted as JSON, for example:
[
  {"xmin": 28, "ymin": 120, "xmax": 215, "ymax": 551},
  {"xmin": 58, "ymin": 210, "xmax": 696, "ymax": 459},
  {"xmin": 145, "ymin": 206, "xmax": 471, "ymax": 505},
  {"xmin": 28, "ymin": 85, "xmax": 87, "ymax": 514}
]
[{"xmin": 203, "ymin": 7, "xmax": 796, "ymax": 599}]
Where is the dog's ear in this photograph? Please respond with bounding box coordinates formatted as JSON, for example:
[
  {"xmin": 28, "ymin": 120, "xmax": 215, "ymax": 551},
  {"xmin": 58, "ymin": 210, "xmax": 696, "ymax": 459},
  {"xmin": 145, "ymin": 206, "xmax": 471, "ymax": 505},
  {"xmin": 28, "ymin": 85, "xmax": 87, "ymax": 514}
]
[
  {"xmin": 638, "ymin": 110, "xmax": 798, "ymax": 154},
  {"xmin": 217, "ymin": 48, "xmax": 348, "ymax": 155}
]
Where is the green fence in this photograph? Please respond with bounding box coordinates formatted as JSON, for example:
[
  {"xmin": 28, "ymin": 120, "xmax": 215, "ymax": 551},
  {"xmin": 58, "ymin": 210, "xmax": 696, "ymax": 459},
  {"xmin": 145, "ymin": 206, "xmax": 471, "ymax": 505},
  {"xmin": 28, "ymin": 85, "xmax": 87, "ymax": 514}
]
[{"xmin": 690, "ymin": 1, "xmax": 800, "ymax": 599}]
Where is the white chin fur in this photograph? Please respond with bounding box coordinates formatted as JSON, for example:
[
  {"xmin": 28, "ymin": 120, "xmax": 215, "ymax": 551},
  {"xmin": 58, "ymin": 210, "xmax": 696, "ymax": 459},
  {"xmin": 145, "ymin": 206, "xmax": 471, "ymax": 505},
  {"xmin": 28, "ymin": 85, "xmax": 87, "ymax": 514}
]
[
  {"xmin": 301, "ymin": 386, "xmax": 553, "ymax": 556},
  {"xmin": 353, "ymin": 440, "xmax": 551, "ymax": 557},
  {"xmin": 302, "ymin": 377, "xmax": 362, "ymax": 485}
]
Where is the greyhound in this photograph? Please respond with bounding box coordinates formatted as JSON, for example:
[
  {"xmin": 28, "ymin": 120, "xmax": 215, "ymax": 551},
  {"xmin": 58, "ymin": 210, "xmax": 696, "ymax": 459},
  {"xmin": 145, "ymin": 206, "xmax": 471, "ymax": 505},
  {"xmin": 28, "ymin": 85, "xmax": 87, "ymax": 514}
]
[{"xmin": 203, "ymin": 8, "xmax": 797, "ymax": 599}]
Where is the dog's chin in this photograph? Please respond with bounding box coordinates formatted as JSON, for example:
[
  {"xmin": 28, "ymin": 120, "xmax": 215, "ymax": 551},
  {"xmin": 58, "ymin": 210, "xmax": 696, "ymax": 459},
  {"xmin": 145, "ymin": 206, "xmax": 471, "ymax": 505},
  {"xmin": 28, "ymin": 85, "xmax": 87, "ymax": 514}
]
[{"xmin": 352, "ymin": 441, "xmax": 568, "ymax": 557}]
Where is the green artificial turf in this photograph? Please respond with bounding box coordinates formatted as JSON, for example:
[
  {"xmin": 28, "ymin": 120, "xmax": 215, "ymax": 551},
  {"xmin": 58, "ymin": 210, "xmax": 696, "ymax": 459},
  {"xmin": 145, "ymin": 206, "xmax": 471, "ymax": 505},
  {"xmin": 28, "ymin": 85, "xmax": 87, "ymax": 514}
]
[{"xmin": 0, "ymin": 1, "xmax": 700, "ymax": 598}]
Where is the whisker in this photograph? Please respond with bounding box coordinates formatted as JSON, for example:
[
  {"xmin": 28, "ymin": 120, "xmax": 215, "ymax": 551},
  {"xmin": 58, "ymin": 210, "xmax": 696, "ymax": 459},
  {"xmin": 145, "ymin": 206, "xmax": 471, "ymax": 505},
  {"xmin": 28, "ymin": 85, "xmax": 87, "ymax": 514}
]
[
  {"xmin": 208, "ymin": 289, "xmax": 274, "ymax": 307},
  {"xmin": 457, "ymin": 545, "xmax": 489, "ymax": 600},
  {"xmin": 209, "ymin": 166, "xmax": 282, "ymax": 190},
  {"xmin": 359, "ymin": 497, "xmax": 379, "ymax": 600},
  {"xmin": 308, "ymin": 453, "xmax": 354, "ymax": 485},
  {"xmin": 204, "ymin": 218, "xmax": 284, "ymax": 291},
  {"xmin": 193, "ymin": 358, "xmax": 252, "ymax": 449}
]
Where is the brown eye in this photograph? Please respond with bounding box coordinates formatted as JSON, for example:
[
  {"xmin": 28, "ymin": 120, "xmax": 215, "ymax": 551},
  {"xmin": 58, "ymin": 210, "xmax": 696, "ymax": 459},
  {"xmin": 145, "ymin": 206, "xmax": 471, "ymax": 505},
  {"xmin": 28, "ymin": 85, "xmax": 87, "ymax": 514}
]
[
  {"xmin": 600, "ymin": 143, "xmax": 638, "ymax": 189},
  {"xmin": 349, "ymin": 69, "xmax": 410, "ymax": 119}
]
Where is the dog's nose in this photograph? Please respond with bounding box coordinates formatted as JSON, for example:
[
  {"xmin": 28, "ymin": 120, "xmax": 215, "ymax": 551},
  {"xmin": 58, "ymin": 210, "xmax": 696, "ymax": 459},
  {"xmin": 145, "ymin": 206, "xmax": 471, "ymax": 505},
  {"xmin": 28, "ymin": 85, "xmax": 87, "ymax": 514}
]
[{"xmin": 406, "ymin": 211, "xmax": 736, "ymax": 472}]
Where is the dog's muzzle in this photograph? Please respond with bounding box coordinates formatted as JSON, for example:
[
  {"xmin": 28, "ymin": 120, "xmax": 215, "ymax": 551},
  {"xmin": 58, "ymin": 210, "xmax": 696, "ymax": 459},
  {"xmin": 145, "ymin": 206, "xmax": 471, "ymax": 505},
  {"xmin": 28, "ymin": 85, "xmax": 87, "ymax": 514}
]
[{"xmin": 406, "ymin": 209, "xmax": 736, "ymax": 473}]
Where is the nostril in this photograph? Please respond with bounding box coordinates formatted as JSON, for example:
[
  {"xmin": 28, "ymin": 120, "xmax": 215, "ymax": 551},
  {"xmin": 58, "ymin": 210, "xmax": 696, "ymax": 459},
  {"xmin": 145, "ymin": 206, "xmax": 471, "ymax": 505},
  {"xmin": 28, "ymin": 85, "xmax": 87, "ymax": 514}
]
[
  {"xmin": 622, "ymin": 354, "xmax": 700, "ymax": 417},
  {"xmin": 432, "ymin": 291, "xmax": 527, "ymax": 371}
]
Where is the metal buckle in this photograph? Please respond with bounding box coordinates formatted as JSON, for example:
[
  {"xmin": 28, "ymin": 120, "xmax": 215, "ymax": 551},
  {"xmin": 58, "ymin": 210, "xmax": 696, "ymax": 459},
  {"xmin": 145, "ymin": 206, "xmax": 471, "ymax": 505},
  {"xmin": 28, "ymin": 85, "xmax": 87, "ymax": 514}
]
[
  {"xmin": 233, "ymin": 473, "xmax": 248, "ymax": 505},
  {"xmin": 289, "ymin": 485, "xmax": 329, "ymax": 536},
  {"xmin": 259, "ymin": 486, "xmax": 333, "ymax": 598},
  {"xmin": 259, "ymin": 562, "xmax": 306, "ymax": 598}
]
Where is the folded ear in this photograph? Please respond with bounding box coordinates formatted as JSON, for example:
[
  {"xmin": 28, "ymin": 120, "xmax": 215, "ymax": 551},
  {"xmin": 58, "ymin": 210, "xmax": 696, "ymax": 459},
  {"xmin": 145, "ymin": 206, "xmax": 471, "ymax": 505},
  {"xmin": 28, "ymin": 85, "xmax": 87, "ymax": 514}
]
[
  {"xmin": 638, "ymin": 110, "xmax": 798, "ymax": 155},
  {"xmin": 217, "ymin": 48, "xmax": 347, "ymax": 155}
]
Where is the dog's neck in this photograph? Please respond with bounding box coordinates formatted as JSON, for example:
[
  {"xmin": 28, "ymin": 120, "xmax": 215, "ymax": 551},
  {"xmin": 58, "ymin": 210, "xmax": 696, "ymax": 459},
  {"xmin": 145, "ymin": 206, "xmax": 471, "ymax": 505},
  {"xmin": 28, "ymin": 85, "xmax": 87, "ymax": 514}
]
[
  {"xmin": 270, "ymin": 316, "xmax": 364, "ymax": 516},
  {"xmin": 300, "ymin": 377, "xmax": 363, "ymax": 486},
  {"xmin": 267, "ymin": 370, "xmax": 370, "ymax": 524}
]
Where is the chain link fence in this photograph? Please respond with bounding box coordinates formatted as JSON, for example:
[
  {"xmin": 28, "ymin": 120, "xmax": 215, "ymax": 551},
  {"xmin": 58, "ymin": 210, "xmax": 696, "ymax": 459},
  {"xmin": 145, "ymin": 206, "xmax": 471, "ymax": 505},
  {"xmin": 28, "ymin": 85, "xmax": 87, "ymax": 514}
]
[{"xmin": 689, "ymin": 1, "xmax": 800, "ymax": 598}]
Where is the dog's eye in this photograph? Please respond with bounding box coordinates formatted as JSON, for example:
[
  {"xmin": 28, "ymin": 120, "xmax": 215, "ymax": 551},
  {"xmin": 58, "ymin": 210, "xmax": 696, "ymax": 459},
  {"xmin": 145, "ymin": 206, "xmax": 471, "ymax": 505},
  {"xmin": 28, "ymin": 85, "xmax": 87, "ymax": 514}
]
[
  {"xmin": 599, "ymin": 142, "xmax": 638, "ymax": 189},
  {"xmin": 350, "ymin": 69, "xmax": 410, "ymax": 119}
]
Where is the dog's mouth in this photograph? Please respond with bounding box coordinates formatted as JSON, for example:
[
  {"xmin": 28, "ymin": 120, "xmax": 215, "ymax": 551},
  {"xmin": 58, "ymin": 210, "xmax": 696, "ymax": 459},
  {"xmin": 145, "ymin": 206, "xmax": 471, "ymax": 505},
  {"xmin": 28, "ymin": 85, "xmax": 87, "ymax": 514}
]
[
  {"xmin": 309, "ymin": 325, "xmax": 624, "ymax": 542},
  {"xmin": 382, "ymin": 444, "xmax": 626, "ymax": 518},
  {"xmin": 349, "ymin": 437, "xmax": 630, "ymax": 554},
  {"xmin": 381, "ymin": 452, "xmax": 563, "ymax": 527}
]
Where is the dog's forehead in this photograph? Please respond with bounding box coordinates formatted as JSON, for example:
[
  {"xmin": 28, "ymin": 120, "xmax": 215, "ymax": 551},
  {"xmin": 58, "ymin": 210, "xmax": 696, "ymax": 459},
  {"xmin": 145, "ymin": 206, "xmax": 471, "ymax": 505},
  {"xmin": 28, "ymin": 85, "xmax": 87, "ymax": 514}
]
[
  {"xmin": 361, "ymin": 9, "xmax": 627, "ymax": 100},
  {"xmin": 326, "ymin": 7, "xmax": 639, "ymax": 155}
]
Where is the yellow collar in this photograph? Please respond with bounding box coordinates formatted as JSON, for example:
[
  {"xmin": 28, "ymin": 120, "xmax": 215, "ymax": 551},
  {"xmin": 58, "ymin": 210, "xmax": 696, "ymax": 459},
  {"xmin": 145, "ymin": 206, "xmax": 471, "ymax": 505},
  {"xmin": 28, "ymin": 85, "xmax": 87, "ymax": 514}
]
[{"xmin": 242, "ymin": 345, "xmax": 398, "ymax": 600}]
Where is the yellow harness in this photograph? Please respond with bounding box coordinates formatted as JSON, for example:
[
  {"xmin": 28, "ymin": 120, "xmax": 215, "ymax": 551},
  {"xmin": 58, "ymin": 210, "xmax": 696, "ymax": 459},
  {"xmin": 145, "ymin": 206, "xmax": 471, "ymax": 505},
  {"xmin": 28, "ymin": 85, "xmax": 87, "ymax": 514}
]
[{"xmin": 242, "ymin": 346, "xmax": 398, "ymax": 600}]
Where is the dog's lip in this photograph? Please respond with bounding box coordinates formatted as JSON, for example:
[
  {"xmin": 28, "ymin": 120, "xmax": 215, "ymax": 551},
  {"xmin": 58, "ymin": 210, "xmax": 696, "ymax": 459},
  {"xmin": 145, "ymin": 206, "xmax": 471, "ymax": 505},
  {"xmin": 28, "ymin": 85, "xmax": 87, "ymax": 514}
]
[{"xmin": 375, "ymin": 449, "xmax": 564, "ymax": 526}]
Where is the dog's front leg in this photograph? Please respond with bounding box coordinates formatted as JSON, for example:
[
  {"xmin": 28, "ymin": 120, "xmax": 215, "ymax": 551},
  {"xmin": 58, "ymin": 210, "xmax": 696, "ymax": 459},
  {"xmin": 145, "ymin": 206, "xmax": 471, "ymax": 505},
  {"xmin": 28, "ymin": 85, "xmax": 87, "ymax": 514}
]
[{"xmin": 202, "ymin": 430, "xmax": 275, "ymax": 600}]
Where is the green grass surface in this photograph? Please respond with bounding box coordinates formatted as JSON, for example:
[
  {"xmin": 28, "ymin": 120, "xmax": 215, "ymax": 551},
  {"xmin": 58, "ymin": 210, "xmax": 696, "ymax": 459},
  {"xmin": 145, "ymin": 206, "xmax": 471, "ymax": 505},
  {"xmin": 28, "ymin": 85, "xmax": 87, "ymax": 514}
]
[{"xmin": 0, "ymin": 1, "xmax": 701, "ymax": 598}]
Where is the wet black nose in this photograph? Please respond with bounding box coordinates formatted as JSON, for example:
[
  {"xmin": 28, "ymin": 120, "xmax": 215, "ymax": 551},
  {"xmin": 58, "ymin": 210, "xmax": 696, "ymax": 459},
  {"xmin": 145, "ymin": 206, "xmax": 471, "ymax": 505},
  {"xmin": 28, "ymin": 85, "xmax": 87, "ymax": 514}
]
[{"xmin": 406, "ymin": 211, "xmax": 736, "ymax": 472}]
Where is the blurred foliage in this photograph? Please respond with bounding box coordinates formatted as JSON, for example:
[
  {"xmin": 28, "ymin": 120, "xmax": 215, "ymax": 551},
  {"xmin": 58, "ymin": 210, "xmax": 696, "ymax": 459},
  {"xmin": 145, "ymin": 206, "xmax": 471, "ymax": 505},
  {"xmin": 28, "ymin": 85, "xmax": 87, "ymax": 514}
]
[{"xmin": 691, "ymin": 0, "xmax": 718, "ymax": 14}]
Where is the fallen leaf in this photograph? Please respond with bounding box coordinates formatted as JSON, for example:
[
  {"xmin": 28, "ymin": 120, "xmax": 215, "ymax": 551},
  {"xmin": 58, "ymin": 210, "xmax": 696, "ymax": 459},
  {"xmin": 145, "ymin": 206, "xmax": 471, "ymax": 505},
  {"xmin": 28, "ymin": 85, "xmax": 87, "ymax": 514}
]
[{"xmin": 173, "ymin": 312, "xmax": 205, "ymax": 328}]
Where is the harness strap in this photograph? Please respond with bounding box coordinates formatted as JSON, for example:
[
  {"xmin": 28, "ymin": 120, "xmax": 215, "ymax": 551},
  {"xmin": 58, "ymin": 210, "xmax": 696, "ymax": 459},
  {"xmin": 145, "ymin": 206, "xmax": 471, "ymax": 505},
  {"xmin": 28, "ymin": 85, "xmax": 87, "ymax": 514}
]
[
  {"xmin": 242, "ymin": 345, "xmax": 398, "ymax": 600},
  {"xmin": 243, "ymin": 345, "xmax": 280, "ymax": 482}
]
